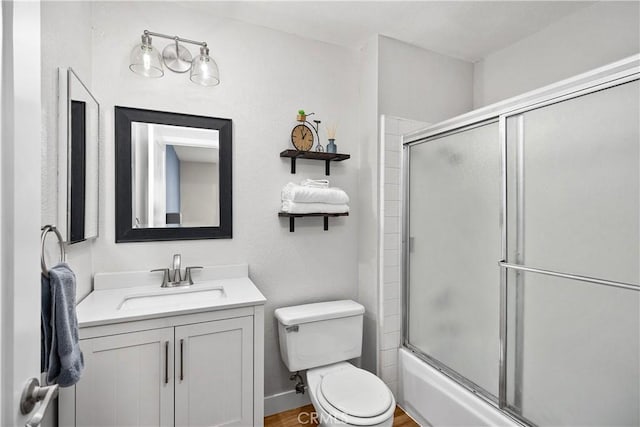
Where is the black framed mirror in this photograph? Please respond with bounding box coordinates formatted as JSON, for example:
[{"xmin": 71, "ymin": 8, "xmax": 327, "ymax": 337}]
[{"xmin": 115, "ymin": 106, "xmax": 232, "ymax": 242}]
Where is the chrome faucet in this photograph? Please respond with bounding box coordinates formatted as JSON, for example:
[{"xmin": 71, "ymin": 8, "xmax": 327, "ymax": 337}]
[
  {"xmin": 172, "ymin": 254, "xmax": 182, "ymax": 283},
  {"xmin": 151, "ymin": 254, "xmax": 203, "ymax": 287}
]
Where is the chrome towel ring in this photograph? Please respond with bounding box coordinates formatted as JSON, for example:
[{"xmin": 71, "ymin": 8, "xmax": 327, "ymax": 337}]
[{"xmin": 41, "ymin": 225, "xmax": 65, "ymax": 278}]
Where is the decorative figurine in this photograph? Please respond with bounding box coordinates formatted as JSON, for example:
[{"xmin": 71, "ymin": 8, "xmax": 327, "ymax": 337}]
[
  {"xmin": 290, "ymin": 109, "xmax": 322, "ymax": 152},
  {"xmin": 313, "ymin": 120, "xmax": 324, "ymax": 152}
]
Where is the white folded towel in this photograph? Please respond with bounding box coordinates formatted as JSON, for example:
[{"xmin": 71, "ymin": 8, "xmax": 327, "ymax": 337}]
[
  {"xmin": 281, "ymin": 201, "xmax": 349, "ymax": 214},
  {"xmin": 301, "ymin": 179, "xmax": 329, "ymax": 188},
  {"xmin": 282, "ymin": 182, "xmax": 350, "ymax": 205}
]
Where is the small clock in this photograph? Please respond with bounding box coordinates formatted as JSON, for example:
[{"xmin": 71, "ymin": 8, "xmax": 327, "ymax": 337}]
[{"xmin": 291, "ymin": 123, "xmax": 314, "ymax": 151}]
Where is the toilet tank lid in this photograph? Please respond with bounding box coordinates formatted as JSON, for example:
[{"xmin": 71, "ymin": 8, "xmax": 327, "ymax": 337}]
[{"xmin": 275, "ymin": 300, "xmax": 365, "ymax": 326}]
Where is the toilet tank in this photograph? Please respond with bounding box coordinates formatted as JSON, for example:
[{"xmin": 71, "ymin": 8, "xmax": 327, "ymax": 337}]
[{"xmin": 274, "ymin": 300, "xmax": 365, "ymax": 372}]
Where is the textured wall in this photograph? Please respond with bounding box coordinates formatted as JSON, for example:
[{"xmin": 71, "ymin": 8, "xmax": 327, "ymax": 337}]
[
  {"xmin": 356, "ymin": 35, "xmax": 381, "ymax": 375},
  {"xmin": 473, "ymin": 1, "xmax": 640, "ymax": 107},
  {"xmin": 378, "ymin": 36, "xmax": 474, "ymax": 124}
]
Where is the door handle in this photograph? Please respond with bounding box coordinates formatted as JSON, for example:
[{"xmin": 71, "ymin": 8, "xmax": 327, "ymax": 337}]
[
  {"xmin": 180, "ymin": 339, "xmax": 184, "ymax": 381},
  {"xmin": 164, "ymin": 341, "xmax": 169, "ymax": 384},
  {"xmin": 20, "ymin": 378, "xmax": 59, "ymax": 427}
]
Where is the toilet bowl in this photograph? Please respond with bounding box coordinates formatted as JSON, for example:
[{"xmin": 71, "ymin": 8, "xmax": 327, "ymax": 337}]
[{"xmin": 306, "ymin": 362, "xmax": 395, "ymax": 427}]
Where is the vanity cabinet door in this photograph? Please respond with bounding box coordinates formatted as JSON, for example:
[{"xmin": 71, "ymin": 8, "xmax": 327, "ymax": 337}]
[
  {"xmin": 175, "ymin": 317, "xmax": 254, "ymax": 427},
  {"xmin": 75, "ymin": 328, "xmax": 174, "ymax": 427}
]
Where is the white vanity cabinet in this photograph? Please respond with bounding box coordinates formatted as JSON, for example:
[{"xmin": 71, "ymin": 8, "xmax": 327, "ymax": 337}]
[
  {"xmin": 59, "ymin": 266, "xmax": 266, "ymax": 427},
  {"xmin": 175, "ymin": 317, "xmax": 254, "ymax": 426},
  {"xmin": 60, "ymin": 308, "xmax": 263, "ymax": 427},
  {"xmin": 75, "ymin": 328, "xmax": 175, "ymax": 426}
]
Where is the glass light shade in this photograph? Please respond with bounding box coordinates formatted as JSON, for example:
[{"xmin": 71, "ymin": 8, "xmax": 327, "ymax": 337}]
[
  {"xmin": 190, "ymin": 47, "xmax": 219, "ymax": 87},
  {"xmin": 129, "ymin": 37, "xmax": 164, "ymax": 78}
]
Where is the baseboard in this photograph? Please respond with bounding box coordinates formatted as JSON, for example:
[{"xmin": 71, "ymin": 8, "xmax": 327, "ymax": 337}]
[{"xmin": 264, "ymin": 389, "xmax": 311, "ymax": 416}]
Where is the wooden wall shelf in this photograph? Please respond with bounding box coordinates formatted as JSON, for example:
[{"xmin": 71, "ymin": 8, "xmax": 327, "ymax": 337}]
[
  {"xmin": 280, "ymin": 150, "xmax": 350, "ymax": 175},
  {"xmin": 278, "ymin": 212, "xmax": 349, "ymax": 232}
]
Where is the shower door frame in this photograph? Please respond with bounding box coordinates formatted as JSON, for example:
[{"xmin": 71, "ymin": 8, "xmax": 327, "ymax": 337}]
[{"xmin": 401, "ymin": 55, "xmax": 640, "ymax": 427}]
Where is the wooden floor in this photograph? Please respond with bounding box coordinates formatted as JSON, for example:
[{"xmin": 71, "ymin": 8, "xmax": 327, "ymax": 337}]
[{"xmin": 264, "ymin": 404, "xmax": 420, "ymax": 427}]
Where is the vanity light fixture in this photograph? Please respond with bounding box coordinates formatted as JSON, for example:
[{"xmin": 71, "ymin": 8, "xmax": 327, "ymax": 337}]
[{"xmin": 129, "ymin": 30, "xmax": 220, "ymax": 87}]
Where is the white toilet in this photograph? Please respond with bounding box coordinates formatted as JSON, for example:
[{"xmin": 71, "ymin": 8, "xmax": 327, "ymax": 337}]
[{"xmin": 275, "ymin": 300, "xmax": 395, "ymax": 427}]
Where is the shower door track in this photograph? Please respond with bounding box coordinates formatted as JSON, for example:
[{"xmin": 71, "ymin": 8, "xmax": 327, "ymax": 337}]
[{"xmin": 401, "ymin": 56, "xmax": 640, "ymax": 427}]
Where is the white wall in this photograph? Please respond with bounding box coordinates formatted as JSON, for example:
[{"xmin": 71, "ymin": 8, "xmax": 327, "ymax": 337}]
[
  {"xmin": 473, "ymin": 1, "xmax": 640, "ymax": 108},
  {"xmin": 41, "ymin": 1, "xmax": 95, "ymax": 299},
  {"xmin": 87, "ymin": 1, "xmax": 360, "ymax": 403},
  {"xmin": 179, "ymin": 161, "xmax": 218, "ymax": 226},
  {"xmin": 357, "ymin": 35, "xmax": 380, "ymax": 374},
  {"xmin": 378, "ymin": 36, "xmax": 474, "ymax": 123}
]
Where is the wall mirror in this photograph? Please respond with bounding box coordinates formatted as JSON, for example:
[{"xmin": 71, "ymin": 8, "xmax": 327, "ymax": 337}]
[
  {"xmin": 58, "ymin": 67, "xmax": 100, "ymax": 243},
  {"xmin": 115, "ymin": 107, "xmax": 232, "ymax": 242}
]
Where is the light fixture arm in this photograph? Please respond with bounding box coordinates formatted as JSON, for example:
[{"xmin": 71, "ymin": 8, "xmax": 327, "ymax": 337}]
[{"xmin": 143, "ymin": 30, "xmax": 207, "ymax": 48}]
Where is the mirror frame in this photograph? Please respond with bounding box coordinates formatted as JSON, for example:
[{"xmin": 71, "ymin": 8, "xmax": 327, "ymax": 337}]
[{"xmin": 115, "ymin": 106, "xmax": 232, "ymax": 242}]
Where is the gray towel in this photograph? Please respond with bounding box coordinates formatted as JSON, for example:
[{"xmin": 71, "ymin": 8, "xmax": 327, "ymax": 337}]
[{"xmin": 41, "ymin": 263, "xmax": 84, "ymax": 387}]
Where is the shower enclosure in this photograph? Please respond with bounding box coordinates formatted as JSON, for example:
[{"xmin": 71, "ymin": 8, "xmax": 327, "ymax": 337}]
[{"xmin": 402, "ymin": 58, "xmax": 639, "ymax": 426}]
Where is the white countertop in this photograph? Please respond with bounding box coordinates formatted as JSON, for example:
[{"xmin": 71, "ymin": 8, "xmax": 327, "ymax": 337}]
[{"xmin": 77, "ymin": 264, "xmax": 266, "ymax": 328}]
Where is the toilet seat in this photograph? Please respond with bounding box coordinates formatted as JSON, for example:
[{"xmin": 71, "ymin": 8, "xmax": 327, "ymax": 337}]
[
  {"xmin": 314, "ymin": 367, "xmax": 395, "ymax": 426},
  {"xmin": 321, "ymin": 369, "xmax": 393, "ymax": 417}
]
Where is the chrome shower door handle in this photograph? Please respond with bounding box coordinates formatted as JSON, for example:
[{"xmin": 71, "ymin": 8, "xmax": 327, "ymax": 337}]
[{"xmin": 20, "ymin": 378, "xmax": 59, "ymax": 427}]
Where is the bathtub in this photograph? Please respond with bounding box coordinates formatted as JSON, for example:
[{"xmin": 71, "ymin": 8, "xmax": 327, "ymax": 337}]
[{"xmin": 398, "ymin": 348, "xmax": 520, "ymax": 427}]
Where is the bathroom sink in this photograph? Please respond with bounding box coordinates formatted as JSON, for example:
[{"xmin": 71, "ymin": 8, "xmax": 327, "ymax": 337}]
[
  {"xmin": 118, "ymin": 286, "xmax": 225, "ymax": 311},
  {"xmin": 76, "ymin": 264, "xmax": 266, "ymax": 327}
]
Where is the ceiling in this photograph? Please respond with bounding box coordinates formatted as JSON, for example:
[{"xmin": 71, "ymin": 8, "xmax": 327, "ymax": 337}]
[{"xmin": 180, "ymin": 1, "xmax": 595, "ymax": 62}]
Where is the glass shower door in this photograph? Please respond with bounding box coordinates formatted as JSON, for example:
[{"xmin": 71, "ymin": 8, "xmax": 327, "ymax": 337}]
[
  {"xmin": 504, "ymin": 79, "xmax": 640, "ymax": 425},
  {"xmin": 407, "ymin": 120, "xmax": 501, "ymax": 397}
]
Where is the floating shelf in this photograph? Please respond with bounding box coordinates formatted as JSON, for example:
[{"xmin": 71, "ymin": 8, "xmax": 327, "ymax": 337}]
[
  {"xmin": 280, "ymin": 150, "xmax": 350, "ymax": 176},
  {"xmin": 278, "ymin": 212, "xmax": 349, "ymax": 232}
]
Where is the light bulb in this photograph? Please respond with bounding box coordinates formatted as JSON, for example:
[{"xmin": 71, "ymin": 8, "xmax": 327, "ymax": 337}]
[
  {"xmin": 143, "ymin": 51, "xmax": 151, "ymax": 71},
  {"xmin": 200, "ymin": 60, "xmax": 209, "ymax": 77}
]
